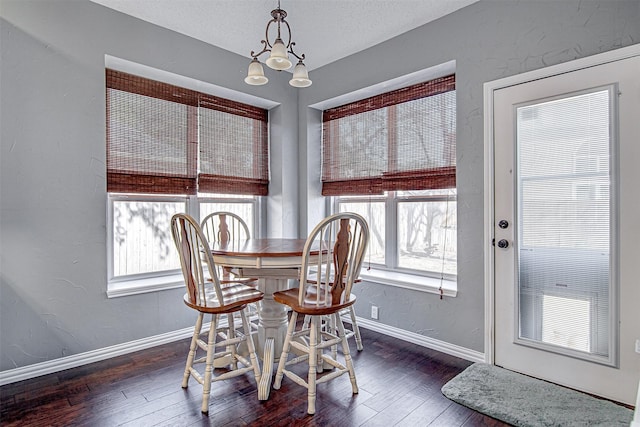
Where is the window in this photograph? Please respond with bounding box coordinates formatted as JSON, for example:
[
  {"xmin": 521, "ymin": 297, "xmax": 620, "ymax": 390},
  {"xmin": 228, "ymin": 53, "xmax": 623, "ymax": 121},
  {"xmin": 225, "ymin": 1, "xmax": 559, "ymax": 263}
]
[
  {"xmin": 106, "ymin": 70, "xmax": 267, "ymax": 296},
  {"xmin": 199, "ymin": 193, "xmax": 259, "ymax": 238},
  {"xmin": 111, "ymin": 195, "xmax": 185, "ymax": 278},
  {"xmin": 108, "ymin": 193, "xmax": 258, "ymax": 281},
  {"xmin": 323, "ymin": 75, "xmax": 457, "ymax": 283},
  {"xmin": 335, "ymin": 189, "xmax": 456, "ymax": 279}
]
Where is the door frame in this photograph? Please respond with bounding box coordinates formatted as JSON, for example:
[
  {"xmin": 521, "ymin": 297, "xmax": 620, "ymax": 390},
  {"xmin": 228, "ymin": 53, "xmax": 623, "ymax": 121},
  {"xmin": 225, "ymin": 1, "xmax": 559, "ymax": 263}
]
[{"xmin": 483, "ymin": 43, "xmax": 640, "ymax": 364}]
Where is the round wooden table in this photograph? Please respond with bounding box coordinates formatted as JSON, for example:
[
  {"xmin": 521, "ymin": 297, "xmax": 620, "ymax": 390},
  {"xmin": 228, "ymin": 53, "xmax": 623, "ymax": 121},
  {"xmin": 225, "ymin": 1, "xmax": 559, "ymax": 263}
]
[{"xmin": 210, "ymin": 238, "xmax": 318, "ymax": 400}]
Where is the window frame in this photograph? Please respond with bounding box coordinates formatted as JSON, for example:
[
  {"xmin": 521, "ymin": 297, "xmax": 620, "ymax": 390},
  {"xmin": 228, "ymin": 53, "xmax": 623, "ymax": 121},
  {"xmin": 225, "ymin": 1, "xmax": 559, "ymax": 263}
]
[
  {"xmin": 322, "ymin": 71, "xmax": 458, "ymax": 295},
  {"xmin": 197, "ymin": 193, "xmax": 264, "ymax": 239},
  {"xmin": 333, "ymin": 190, "xmax": 457, "ymax": 282},
  {"xmin": 106, "ymin": 192, "xmax": 261, "ymax": 298},
  {"xmin": 105, "ymin": 66, "xmax": 269, "ymax": 298}
]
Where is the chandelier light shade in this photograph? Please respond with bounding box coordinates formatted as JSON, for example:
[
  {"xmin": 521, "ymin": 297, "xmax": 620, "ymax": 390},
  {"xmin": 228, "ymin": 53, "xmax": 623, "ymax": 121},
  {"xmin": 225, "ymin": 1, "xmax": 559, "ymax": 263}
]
[
  {"xmin": 265, "ymin": 38, "xmax": 292, "ymax": 70},
  {"xmin": 289, "ymin": 59, "xmax": 312, "ymax": 88},
  {"xmin": 245, "ymin": 58, "xmax": 268, "ymax": 85},
  {"xmin": 246, "ymin": 1, "xmax": 311, "ymax": 88}
]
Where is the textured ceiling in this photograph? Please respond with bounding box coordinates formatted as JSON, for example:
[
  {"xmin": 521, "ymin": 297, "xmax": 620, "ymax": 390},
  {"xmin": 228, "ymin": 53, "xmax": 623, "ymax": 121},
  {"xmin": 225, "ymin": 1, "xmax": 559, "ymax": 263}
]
[{"xmin": 91, "ymin": 0, "xmax": 479, "ymax": 71}]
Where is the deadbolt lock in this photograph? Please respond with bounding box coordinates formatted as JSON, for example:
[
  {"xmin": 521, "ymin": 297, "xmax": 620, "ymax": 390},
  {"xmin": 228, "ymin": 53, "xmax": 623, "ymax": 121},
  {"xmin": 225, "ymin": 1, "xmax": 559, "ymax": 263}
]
[{"xmin": 497, "ymin": 239, "xmax": 509, "ymax": 249}]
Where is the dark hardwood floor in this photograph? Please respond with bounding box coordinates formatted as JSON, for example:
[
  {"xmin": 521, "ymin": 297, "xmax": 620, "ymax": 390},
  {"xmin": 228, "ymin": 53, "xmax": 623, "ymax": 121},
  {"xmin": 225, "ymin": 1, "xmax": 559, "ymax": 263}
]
[{"xmin": 0, "ymin": 326, "xmax": 510, "ymax": 426}]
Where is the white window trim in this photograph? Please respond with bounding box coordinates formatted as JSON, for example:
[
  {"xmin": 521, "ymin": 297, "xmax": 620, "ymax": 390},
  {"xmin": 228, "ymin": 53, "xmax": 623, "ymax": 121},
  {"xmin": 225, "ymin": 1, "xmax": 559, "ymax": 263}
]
[
  {"xmin": 106, "ymin": 262, "xmax": 458, "ymax": 299},
  {"xmin": 334, "ymin": 191, "xmax": 458, "ymax": 286},
  {"xmin": 198, "ymin": 194, "xmax": 265, "ymax": 239},
  {"xmin": 106, "ymin": 193, "xmax": 260, "ymax": 298},
  {"xmin": 107, "ymin": 273, "xmax": 184, "ymax": 298},
  {"xmin": 107, "ymin": 263, "xmax": 215, "ymax": 298},
  {"xmin": 106, "ymin": 194, "xmax": 188, "ymax": 295},
  {"xmin": 360, "ymin": 268, "xmax": 457, "ymax": 297}
]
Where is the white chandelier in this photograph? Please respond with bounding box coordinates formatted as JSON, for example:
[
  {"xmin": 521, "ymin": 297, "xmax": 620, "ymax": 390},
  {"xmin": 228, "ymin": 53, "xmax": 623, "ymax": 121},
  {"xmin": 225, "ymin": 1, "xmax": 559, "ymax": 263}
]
[{"xmin": 245, "ymin": 1, "xmax": 312, "ymax": 88}]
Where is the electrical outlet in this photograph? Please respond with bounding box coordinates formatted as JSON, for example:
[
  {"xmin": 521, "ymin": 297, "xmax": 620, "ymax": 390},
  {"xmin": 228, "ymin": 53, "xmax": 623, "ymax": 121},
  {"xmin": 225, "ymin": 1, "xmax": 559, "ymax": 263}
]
[
  {"xmin": 635, "ymin": 339, "xmax": 640, "ymax": 354},
  {"xmin": 371, "ymin": 305, "xmax": 379, "ymax": 320}
]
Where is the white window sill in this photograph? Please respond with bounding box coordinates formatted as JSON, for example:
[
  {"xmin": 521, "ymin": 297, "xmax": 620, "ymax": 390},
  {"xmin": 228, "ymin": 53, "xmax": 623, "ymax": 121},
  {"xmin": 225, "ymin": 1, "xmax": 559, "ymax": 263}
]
[
  {"xmin": 107, "ymin": 273, "xmax": 184, "ymax": 298},
  {"xmin": 359, "ymin": 269, "xmax": 457, "ymax": 297},
  {"xmin": 107, "ymin": 269, "xmax": 456, "ymax": 299}
]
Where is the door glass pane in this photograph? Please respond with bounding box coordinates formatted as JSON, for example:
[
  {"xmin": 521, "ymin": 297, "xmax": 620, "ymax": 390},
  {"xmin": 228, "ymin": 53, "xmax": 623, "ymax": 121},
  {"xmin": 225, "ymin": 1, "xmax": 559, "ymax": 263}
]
[{"xmin": 516, "ymin": 88, "xmax": 613, "ymax": 362}]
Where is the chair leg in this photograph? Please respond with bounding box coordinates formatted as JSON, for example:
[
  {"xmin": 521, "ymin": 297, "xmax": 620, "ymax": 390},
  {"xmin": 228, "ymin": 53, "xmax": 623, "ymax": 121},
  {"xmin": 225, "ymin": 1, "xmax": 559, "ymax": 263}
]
[
  {"xmin": 307, "ymin": 316, "xmax": 318, "ymax": 415},
  {"xmin": 250, "ymin": 302, "xmax": 260, "ymax": 333},
  {"xmin": 327, "ymin": 314, "xmax": 338, "ymax": 361},
  {"xmin": 240, "ymin": 308, "xmax": 261, "ymax": 384},
  {"xmin": 201, "ymin": 314, "xmax": 219, "ymax": 414},
  {"xmin": 226, "ymin": 313, "xmax": 238, "ymax": 370},
  {"xmin": 183, "ymin": 312, "xmax": 204, "ymax": 388},
  {"xmin": 349, "ymin": 306, "xmax": 364, "ymax": 351},
  {"xmin": 335, "ymin": 313, "xmax": 358, "ymax": 394},
  {"xmin": 302, "ymin": 314, "xmax": 311, "ymax": 330},
  {"xmin": 273, "ymin": 311, "xmax": 298, "ymax": 390}
]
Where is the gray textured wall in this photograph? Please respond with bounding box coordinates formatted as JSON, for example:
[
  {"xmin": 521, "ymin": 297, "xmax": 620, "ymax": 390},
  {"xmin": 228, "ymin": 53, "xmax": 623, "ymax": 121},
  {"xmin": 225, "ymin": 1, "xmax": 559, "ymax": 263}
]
[
  {"xmin": 0, "ymin": 0, "xmax": 299, "ymax": 372},
  {"xmin": 1, "ymin": 0, "xmax": 638, "ymax": 373},
  {"xmin": 297, "ymin": 0, "xmax": 639, "ymax": 352}
]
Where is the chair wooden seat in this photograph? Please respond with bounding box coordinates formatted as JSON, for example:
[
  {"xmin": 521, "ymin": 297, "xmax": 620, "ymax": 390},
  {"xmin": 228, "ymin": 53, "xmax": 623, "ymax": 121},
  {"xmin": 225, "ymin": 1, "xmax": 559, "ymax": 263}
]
[
  {"xmin": 272, "ymin": 212, "xmax": 369, "ymax": 415},
  {"xmin": 274, "ymin": 287, "xmax": 356, "ymax": 316},
  {"xmin": 182, "ymin": 281, "xmax": 263, "ymax": 314},
  {"xmin": 171, "ymin": 213, "xmax": 263, "ymax": 414}
]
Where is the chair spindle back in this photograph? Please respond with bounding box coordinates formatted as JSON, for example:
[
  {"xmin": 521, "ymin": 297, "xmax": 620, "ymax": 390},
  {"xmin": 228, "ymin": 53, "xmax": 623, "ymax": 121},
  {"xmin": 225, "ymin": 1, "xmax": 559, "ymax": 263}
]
[
  {"xmin": 300, "ymin": 213, "xmax": 369, "ymax": 307},
  {"xmin": 171, "ymin": 213, "xmax": 224, "ymax": 308},
  {"xmin": 201, "ymin": 212, "xmax": 251, "ymax": 246}
]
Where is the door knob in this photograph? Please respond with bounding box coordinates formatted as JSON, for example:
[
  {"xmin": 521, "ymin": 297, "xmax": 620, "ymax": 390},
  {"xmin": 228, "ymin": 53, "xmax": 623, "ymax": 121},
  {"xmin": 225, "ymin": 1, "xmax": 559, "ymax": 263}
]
[
  {"xmin": 497, "ymin": 239, "xmax": 509, "ymax": 249},
  {"xmin": 498, "ymin": 220, "xmax": 509, "ymax": 229}
]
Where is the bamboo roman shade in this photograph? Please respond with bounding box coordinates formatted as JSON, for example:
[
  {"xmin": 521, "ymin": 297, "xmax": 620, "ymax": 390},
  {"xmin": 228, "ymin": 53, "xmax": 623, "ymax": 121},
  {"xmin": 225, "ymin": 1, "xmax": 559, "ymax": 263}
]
[
  {"xmin": 106, "ymin": 69, "xmax": 269, "ymax": 196},
  {"xmin": 198, "ymin": 97, "xmax": 268, "ymax": 195},
  {"xmin": 321, "ymin": 74, "xmax": 456, "ymax": 196}
]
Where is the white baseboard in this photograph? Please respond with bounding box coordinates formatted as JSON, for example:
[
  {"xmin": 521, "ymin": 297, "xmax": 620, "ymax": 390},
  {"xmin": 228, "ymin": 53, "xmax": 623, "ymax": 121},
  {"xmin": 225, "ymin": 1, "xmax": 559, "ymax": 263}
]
[
  {"xmin": 0, "ymin": 326, "xmax": 194, "ymax": 386},
  {"xmin": 343, "ymin": 315, "xmax": 486, "ymax": 363},
  {"xmin": 0, "ymin": 316, "xmax": 231, "ymax": 387},
  {"xmin": 0, "ymin": 316, "xmax": 484, "ymax": 386}
]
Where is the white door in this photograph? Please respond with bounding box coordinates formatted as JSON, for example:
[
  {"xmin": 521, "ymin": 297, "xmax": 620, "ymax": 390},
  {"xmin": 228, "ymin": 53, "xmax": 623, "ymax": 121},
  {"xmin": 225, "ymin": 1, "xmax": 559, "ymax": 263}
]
[{"xmin": 493, "ymin": 53, "xmax": 640, "ymax": 405}]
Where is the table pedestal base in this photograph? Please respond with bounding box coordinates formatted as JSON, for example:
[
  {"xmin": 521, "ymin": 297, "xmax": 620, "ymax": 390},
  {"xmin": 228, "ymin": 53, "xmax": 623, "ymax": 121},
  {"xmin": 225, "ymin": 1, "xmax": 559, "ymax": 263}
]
[
  {"xmin": 255, "ymin": 276, "xmax": 292, "ymax": 400},
  {"xmin": 257, "ymin": 338, "xmax": 275, "ymax": 400}
]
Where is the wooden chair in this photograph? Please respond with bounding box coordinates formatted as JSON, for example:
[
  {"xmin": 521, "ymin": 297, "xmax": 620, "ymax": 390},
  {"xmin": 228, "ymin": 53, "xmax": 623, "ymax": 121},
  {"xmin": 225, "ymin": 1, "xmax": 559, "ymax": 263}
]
[
  {"xmin": 171, "ymin": 213, "xmax": 264, "ymax": 414},
  {"xmin": 272, "ymin": 212, "xmax": 369, "ymax": 415},
  {"xmin": 201, "ymin": 211, "xmax": 259, "ymax": 320}
]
